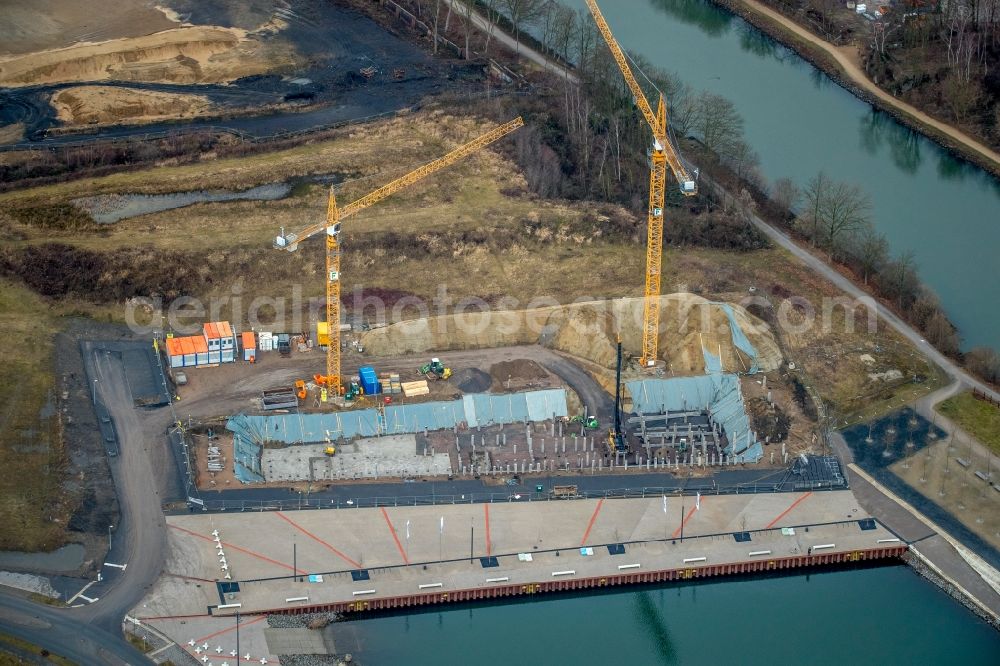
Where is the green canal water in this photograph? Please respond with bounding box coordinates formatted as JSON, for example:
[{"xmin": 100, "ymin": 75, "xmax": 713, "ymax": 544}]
[
  {"xmin": 343, "ymin": 566, "xmax": 999, "ymax": 664},
  {"xmin": 561, "ymin": 0, "xmax": 1000, "ymax": 351}
]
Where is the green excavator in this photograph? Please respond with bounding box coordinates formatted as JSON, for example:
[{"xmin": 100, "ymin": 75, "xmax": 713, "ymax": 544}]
[{"xmin": 419, "ymin": 357, "xmax": 452, "ymax": 380}]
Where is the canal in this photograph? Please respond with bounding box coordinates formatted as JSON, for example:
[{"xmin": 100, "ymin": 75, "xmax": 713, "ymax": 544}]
[
  {"xmin": 562, "ymin": 0, "xmax": 1000, "ymax": 351},
  {"xmin": 340, "ymin": 565, "xmax": 999, "ymax": 664}
]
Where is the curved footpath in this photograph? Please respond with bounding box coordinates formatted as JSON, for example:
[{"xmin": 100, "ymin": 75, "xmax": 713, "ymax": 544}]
[
  {"xmin": 440, "ymin": 0, "xmax": 578, "ymax": 83},
  {"xmin": 733, "ymin": 0, "xmax": 1000, "ymax": 173}
]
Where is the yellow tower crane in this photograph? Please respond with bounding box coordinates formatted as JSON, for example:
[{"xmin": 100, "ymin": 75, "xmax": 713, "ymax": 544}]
[
  {"xmin": 585, "ymin": 0, "xmax": 698, "ymax": 368},
  {"xmin": 275, "ymin": 116, "xmax": 524, "ymax": 395}
]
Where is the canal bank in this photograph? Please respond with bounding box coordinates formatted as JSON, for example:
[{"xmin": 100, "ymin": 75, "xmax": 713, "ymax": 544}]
[
  {"xmin": 562, "ymin": 0, "xmax": 1000, "ymax": 351},
  {"xmin": 706, "ymin": 0, "xmax": 1000, "ymax": 178}
]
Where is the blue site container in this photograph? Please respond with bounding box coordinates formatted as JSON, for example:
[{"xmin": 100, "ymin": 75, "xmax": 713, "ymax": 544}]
[{"xmin": 359, "ymin": 366, "xmax": 381, "ymax": 395}]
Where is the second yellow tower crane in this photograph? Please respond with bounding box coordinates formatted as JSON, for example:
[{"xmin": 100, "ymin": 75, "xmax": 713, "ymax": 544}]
[{"xmin": 585, "ymin": 0, "xmax": 698, "ymax": 368}]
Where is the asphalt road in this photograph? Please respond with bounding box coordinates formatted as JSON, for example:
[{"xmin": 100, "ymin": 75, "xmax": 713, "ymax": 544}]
[{"xmin": 0, "ymin": 592, "xmax": 148, "ymax": 665}]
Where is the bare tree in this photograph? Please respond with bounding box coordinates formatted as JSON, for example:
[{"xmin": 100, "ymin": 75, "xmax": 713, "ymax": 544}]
[
  {"xmin": 727, "ymin": 140, "xmax": 759, "ymax": 181},
  {"xmin": 821, "ymin": 181, "xmax": 871, "ymax": 260},
  {"xmin": 501, "ymin": 0, "xmax": 546, "ymax": 56},
  {"xmin": 432, "ymin": 0, "xmax": 442, "ymax": 54},
  {"xmin": 772, "ymin": 177, "xmax": 800, "ymax": 216},
  {"xmin": 881, "ymin": 251, "xmax": 920, "ymax": 309},
  {"xmin": 693, "ymin": 91, "xmax": 744, "ymax": 159},
  {"xmin": 800, "ymin": 171, "xmax": 832, "ymax": 247},
  {"xmin": 846, "ymin": 225, "xmax": 887, "ymax": 285},
  {"xmin": 459, "ymin": 0, "xmax": 474, "ymax": 59},
  {"xmin": 550, "ymin": 4, "xmax": 579, "ymax": 66},
  {"xmin": 925, "ymin": 311, "xmax": 961, "ymax": 356},
  {"xmin": 965, "ymin": 347, "xmax": 1000, "ymax": 383},
  {"xmin": 483, "ymin": 0, "xmax": 503, "ymax": 54}
]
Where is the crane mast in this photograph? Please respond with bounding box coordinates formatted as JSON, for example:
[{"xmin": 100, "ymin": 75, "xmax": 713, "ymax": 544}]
[
  {"xmin": 585, "ymin": 0, "xmax": 697, "ymax": 367},
  {"xmin": 276, "ymin": 117, "xmax": 525, "ymax": 396}
]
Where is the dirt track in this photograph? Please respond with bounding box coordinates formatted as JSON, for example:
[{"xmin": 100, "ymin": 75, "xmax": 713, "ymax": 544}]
[{"xmin": 736, "ymin": 0, "xmax": 1000, "ymax": 172}]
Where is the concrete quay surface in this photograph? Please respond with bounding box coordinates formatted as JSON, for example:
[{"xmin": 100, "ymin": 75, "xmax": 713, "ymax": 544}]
[{"xmin": 140, "ymin": 491, "xmax": 899, "ymax": 621}]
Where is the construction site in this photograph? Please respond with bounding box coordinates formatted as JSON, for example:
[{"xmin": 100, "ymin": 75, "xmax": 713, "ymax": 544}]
[
  {"xmin": 8, "ymin": 1, "xmax": 997, "ymax": 664},
  {"xmin": 156, "ymin": 64, "xmax": 802, "ymax": 499}
]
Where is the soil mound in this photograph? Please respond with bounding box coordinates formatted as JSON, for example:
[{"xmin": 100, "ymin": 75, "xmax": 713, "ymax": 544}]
[
  {"xmin": 51, "ymin": 86, "xmax": 214, "ymax": 125},
  {"xmin": 451, "ymin": 367, "xmax": 491, "ymax": 393},
  {"xmin": 359, "ymin": 294, "xmax": 783, "ymax": 375},
  {"xmin": 490, "ymin": 359, "xmax": 547, "ymax": 384}
]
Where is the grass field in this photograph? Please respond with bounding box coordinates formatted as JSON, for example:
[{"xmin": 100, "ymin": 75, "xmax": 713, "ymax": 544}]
[
  {"xmin": 937, "ymin": 391, "xmax": 1000, "ymax": 455},
  {"xmin": 0, "ymin": 280, "xmax": 72, "ymax": 552},
  {"xmin": 0, "ymin": 632, "xmax": 74, "ymax": 666}
]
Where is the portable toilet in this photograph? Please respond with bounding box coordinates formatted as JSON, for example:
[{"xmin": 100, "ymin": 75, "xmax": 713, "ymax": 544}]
[
  {"xmin": 359, "ymin": 366, "xmax": 381, "ymax": 395},
  {"xmin": 242, "ymin": 331, "xmax": 257, "ymax": 362}
]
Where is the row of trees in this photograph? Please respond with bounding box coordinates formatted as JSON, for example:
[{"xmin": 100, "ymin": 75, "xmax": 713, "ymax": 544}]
[{"xmin": 767, "ymin": 170, "xmax": 968, "ymax": 357}]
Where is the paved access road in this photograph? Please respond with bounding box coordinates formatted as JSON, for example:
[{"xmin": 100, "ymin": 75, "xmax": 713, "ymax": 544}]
[
  {"xmin": 0, "ymin": 592, "xmax": 148, "ymax": 664},
  {"xmin": 0, "ymin": 345, "xmax": 174, "ymax": 664}
]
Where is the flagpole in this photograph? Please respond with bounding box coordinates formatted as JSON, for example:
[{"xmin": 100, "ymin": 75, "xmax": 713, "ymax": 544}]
[
  {"xmin": 680, "ymin": 493, "xmax": 685, "ymax": 543},
  {"xmin": 662, "ymin": 495, "xmax": 668, "ymax": 541}
]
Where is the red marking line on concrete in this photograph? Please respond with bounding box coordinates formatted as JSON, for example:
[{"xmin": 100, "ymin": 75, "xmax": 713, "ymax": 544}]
[
  {"xmin": 275, "ymin": 511, "xmax": 362, "ymax": 569},
  {"xmin": 380, "ymin": 508, "xmax": 410, "ymax": 565},
  {"xmin": 169, "ymin": 524, "xmax": 305, "ymax": 574},
  {"xmin": 765, "ymin": 492, "xmax": 814, "ymax": 529},
  {"xmin": 672, "ymin": 505, "xmax": 699, "ymax": 539},
  {"xmin": 484, "ymin": 504, "xmax": 492, "ymax": 556},
  {"xmin": 193, "ymin": 615, "xmax": 266, "ymax": 643},
  {"xmin": 580, "ymin": 499, "xmax": 605, "ymax": 546}
]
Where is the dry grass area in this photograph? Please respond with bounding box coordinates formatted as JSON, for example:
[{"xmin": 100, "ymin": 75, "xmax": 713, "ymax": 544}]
[
  {"xmin": 51, "ymin": 86, "xmax": 215, "ymax": 126},
  {"xmin": 0, "ymin": 280, "xmax": 72, "ymax": 551},
  {"xmin": 891, "ymin": 439, "xmax": 1000, "ymax": 551},
  {"xmin": 0, "ymin": 112, "xmax": 483, "ymax": 205},
  {"xmin": 658, "ymin": 244, "xmax": 943, "ymax": 421},
  {"xmin": 0, "ymin": 110, "xmax": 941, "ymax": 424}
]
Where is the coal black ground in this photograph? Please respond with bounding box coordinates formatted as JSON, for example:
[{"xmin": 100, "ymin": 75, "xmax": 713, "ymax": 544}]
[
  {"xmin": 0, "ymin": 0, "xmax": 486, "ymax": 144},
  {"xmin": 451, "ymin": 367, "xmax": 491, "ymax": 393},
  {"xmin": 52, "ymin": 320, "xmax": 134, "ymax": 577},
  {"xmin": 841, "ymin": 408, "xmax": 1000, "ymax": 570}
]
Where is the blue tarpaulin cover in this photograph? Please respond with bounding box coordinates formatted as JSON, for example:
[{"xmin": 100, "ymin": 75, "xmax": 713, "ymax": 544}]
[{"xmin": 227, "ymin": 389, "xmax": 568, "ymax": 447}]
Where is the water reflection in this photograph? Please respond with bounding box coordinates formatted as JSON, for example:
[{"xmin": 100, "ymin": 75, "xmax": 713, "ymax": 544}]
[
  {"xmin": 738, "ymin": 23, "xmax": 779, "ymax": 60},
  {"xmin": 636, "ymin": 590, "xmax": 678, "ymax": 665},
  {"xmin": 650, "ymin": 0, "xmax": 734, "ymax": 36},
  {"xmin": 859, "ymin": 109, "xmax": 922, "ymax": 174}
]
